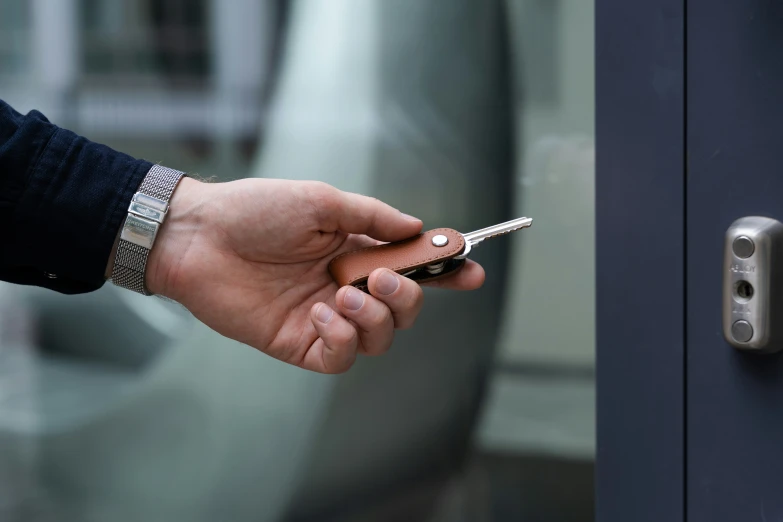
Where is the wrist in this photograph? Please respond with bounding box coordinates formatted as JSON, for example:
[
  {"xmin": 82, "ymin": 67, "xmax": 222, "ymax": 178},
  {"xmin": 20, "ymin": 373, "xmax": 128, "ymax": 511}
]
[{"xmin": 145, "ymin": 177, "xmax": 206, "ymax": 298}]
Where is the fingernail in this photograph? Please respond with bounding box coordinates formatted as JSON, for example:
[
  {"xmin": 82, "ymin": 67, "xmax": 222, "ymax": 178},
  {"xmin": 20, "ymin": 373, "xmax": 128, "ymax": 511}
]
[
  {"xmin": 376, "ymin": 271, "xmax": 400, "ymax": 295},
  {"xmin": 315, "ymin": 304, "xmax": 334, "ymax": 323},
  {"xmin": 400, "ymin": 212, "xmax": 420, "ymax": 221},
  {"xmin": 343, "ymin": 287, "xmax": 365, "ymax": 311}
]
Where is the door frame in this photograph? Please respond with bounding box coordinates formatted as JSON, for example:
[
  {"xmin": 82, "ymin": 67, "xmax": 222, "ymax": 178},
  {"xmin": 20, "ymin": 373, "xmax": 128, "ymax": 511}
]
[{"xmin": 596, "ymin": 0, "xmax": 685, "ymax": 520}]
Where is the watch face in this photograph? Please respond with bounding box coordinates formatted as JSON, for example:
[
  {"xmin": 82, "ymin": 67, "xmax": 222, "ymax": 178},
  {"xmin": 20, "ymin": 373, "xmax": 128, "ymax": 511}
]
[{"xmin": 121, "ymin": 214, "xmax": 159, "ymax": 250}]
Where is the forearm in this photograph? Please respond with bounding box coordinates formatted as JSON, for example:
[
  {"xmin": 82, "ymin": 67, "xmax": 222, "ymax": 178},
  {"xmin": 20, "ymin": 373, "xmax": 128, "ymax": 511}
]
[{"xmin": 0, "ymin": 98, "xmax": 152, "ymax": 294}]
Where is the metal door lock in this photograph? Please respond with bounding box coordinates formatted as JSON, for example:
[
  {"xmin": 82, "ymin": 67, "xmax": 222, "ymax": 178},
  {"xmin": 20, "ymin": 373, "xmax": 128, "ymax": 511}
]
[{"xmin": 723, "ymin": 216, "xmax": 783, "ymax": 352}]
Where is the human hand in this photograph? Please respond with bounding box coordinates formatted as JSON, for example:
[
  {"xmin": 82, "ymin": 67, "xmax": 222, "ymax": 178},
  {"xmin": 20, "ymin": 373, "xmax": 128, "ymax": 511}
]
[{"xmin": 144, "ymin": 178, "xmax": 484, "ymax": 373}]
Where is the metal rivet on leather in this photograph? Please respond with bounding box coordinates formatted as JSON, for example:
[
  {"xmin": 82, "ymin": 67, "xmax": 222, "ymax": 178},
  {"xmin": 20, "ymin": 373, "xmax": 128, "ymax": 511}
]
[{"xmin": 432, "ymin": 235, "xmax": 449, "ymax": 247}]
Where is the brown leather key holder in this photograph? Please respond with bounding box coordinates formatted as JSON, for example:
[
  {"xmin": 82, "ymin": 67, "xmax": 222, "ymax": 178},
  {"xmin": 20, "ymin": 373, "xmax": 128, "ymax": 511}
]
[
  {"xmin": 328, "ymin": 216, "xmax": 533, "ymax": 291},
  {"xmin": 328, "ymin": 228, "xmax": 466, "ymax": 291}
]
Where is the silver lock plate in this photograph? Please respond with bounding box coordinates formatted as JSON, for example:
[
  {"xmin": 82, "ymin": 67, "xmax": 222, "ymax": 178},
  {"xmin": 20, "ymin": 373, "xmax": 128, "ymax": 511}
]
[{"xmin": 722, "ymin": 216, "xmax": 783, "ymax": 352}]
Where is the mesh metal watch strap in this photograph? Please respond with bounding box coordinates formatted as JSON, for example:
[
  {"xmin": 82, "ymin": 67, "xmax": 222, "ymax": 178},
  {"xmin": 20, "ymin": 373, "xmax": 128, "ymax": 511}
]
[
  {"xmin": 111, "ymin": 165, "xmax": 186, "ymax": 295},
  {"xmin": 138, "ymin": 164, "xmax": 185, "ymax": 201},
  {"xmin": 111, "ymin": 241, "xmax": 152, "ymax": 294}
]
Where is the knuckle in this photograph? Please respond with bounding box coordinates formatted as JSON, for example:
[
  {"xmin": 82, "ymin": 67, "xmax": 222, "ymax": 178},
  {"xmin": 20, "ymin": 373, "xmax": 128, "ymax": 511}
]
[
  {"xmin": 394, "ymin": 288, "xmax": 422, "ymax": 330},
  {"xmin": 378, "ymin": 305, "xmax": 394, "ymax": 328},
  {"xmin": 370, "ymin": 339, "xmax": 393, "ymax": 356},
  {"xmin": 396, "ymin": 314, "xmax": 417, "ymax": 330},
  {"xmin": 308, "ymin": 181, "xmax": 337, "ymax": 202},
  {"xmin": 303, "ymin": 181, "xmax": 340, "ymax": 219},
  {"xmin": 400, "ymin": 281, "xmax": 424, "ymax": 311},
  {"xmin": 412, "ymin": 284, "xmax": 425, "ymax": 306},
  {"xmin": 333, "ymin": 325, "xmax": 359, "ymax": 348},
  {"xmin": 362, "ymin": 303, "xmax": 393, "ymax": 331},
  {"xmin": 330, "ymin": 355, "xmax": 356, "ymax": 374},
  {"xmin": 364, "ymin": 328, "xmax": 394, "ymax": 356},
  {"xmin": 306, "ymin": 180, "xmax": 331, "ymax": 193},
  {"xmin": 365, "ymin": 195, "xmax": 382, "ymax": 206},
  {"xmin": 379, "ymin": 332, "xmax": 395, "ymax": 353}
]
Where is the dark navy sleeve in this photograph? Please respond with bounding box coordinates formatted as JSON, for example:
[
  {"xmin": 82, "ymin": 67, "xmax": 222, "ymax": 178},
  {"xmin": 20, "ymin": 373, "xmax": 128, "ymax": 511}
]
[{"xmin": 0, "ymin": 99, "xmax": 153, "ymax": 294}]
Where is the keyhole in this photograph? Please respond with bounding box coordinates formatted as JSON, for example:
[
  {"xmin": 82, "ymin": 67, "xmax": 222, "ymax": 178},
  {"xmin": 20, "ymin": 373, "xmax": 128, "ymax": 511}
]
[{"xmin": 735, "ymin": 280, "xmax": 754, "ymax": 301}]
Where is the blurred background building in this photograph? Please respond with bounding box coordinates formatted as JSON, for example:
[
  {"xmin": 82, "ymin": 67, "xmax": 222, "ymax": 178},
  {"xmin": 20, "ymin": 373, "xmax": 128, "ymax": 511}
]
[
  {"xmin": 0, "ymin": 0, "xmax": 283, "ymax": 175},
  {"xmin": 0, "ymin": 1, "xmax": 595, "ymax": 520}
]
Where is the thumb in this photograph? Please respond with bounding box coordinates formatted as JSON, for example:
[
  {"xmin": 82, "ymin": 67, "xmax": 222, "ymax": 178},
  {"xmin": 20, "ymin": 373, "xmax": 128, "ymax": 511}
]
[{"xmin": 315, "ymin": 185, "xmax": 423, "ymax": 241}]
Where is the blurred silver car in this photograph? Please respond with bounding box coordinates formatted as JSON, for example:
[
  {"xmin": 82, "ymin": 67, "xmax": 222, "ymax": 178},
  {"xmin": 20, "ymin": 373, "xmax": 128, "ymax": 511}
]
[{"xmin": 0, "ymin": 1, "xmax": 514, "ymax": 521}]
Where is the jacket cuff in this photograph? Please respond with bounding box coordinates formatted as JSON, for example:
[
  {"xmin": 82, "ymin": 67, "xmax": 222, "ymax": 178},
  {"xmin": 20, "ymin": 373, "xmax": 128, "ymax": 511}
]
[{"xmin": 11, "ymin": 124, "xmax": 153, "ymax": 293}]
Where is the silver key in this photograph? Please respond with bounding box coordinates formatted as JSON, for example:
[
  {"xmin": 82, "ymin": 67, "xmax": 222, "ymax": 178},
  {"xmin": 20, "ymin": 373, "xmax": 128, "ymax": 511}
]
[
  {"xmin": 397, "ymin": 216, "xmax": 533, "ymax": 278},
  {"xmin": 453, "ymin": 216, "xmax": 533, "ymax": 260}
]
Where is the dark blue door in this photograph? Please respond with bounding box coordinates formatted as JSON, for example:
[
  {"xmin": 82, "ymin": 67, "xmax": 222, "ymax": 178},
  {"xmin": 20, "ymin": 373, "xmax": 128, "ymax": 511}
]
[
  {"xmin": 599, "ymin": 1, "xmax": 783, "ymax": 520},
  {"xmin": 596, "ymin": 0, "xmax": 685, "ymax": 521},
  {"xmin": 687, "ymin": 1, "xmax": 783, "ymax": 520}
]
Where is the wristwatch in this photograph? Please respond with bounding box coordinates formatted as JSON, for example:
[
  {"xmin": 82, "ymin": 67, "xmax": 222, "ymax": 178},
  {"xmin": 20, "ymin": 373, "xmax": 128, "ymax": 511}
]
[{"xmin": 110, "ymin": 165, "xmax": 186, "ymax": 295}]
